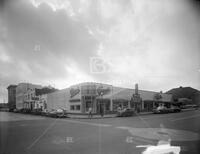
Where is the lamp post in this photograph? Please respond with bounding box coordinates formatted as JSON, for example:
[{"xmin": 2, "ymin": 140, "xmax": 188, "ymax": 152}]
[{"xmin": 100, "ymin": 92, "xmax": 104, "ymax": 117}]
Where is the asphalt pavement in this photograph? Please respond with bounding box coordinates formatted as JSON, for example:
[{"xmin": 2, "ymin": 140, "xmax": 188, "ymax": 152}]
[{"xmin": 0, "ymin": 110, "xmax": 200, "ymax": 154}]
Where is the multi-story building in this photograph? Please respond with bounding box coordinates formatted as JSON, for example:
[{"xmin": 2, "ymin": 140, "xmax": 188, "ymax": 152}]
[
  {"xmin": 16, "ymin": 83, "xmax": 42, "ymax": 110},
  {"xmin": 23, "ymin": 87, "xmax": 58, "ymax": 111},
  {"xmin": 7, "ymin": 85, "xmax": 17, "ymax": 111},
  {"xmin": 46, "ymin": 82, "xmax": 173, "ymax": 113}
]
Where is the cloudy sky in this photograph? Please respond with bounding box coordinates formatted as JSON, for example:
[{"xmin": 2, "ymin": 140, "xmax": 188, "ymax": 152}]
[{"xmin": 0, "ymin": 0, "xmax": 200, "ymax": 102}]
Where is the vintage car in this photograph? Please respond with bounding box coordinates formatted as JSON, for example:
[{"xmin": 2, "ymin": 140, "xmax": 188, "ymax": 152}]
[
  {"xmin": 47, "ymin": 109, "xmax": 68, "ymax": 118},
  {"xmin": 153, "ymin": 106, "xmax": 169, "ymax": 114},
  {"xmin": 168, "ymin": 106, "xmax": 181, "ymax": 113},
  {"xmin": 117, "ymin": 108, "xmax": 135, "ymax": 117}
]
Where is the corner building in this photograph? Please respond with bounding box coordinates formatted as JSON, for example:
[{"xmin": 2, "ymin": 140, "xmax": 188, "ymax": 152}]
[{"xmin": 46, "ymin": 82, "xmax": 173, "ymax": 114}]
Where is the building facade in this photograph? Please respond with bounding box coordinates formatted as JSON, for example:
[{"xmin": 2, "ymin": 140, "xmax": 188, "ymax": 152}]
[
  {"xmin": 7, "ymin": 85, "xmax": 17, "ymax": 111},
  {"xmin": 46, "ymin": 82, "xmax": 173, "ymax": 113},
  {"xmin": 23, "ymin": 87, "xmax": 57, "ymax": 111},
  {"xmin": 16, "ymin": 83, "xmax": 42, "ymax": 110}
]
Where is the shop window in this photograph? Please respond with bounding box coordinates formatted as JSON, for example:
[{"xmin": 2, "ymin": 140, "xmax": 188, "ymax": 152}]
[
  {"xmin": 144, "ymin": 102, "xmax": 147, "ymax": 108},
  {"xmin": 86, "ymin": 101, "xmax": 92, "ymax": 112},
  {"xmin": 105, "ymin": 102, "xmax": 110, "ymax": 111},
  {"xmin": 70, "ymin": 105, "xmax": 75, "ymax": 110},
  {"xmin": 76, "ymin": 105, "xmax": 81, "ymax": 110}
]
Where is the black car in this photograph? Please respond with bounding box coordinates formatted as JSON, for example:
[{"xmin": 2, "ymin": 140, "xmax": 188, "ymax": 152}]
[{"xmin": 168, "ymin": 106, "xmax": 181, "ymax": 113}]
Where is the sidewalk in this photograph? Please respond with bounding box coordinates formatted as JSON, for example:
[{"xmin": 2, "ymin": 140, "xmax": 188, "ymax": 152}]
[
  {"xmin": 68, "ymin": 113, "xmax": 117, "ymax": 119},
  {"xmin": 68, "ymin": 111, "xmax": 153, "ymax": 119},
  {"xmin": 67, "ymin": 108, "xmax": 200, "ymax": 119}
]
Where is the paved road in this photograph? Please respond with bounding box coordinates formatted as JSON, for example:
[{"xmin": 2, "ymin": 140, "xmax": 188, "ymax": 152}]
[{"xmin": 0, "ymin": 110, "xmax": 200, "ymax": 154}]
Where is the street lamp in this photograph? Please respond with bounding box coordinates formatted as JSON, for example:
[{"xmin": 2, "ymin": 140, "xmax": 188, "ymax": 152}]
[{"xmin": 100, "ymin": 92, "xmax": 104, "ymax": 117}]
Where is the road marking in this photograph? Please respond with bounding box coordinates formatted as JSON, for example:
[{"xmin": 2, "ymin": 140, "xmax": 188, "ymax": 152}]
[
  {"xmin": 142, "ymin": 114, "xmax": 175, "ymax": 120},
  {"xmin": 60, "ymin": 119, "xmax": 112, "ymax": 127},
  {"xmin": 26, "ymin": 119, "xmax": 57, "ymax": 150},
  {"xmin": 170, "ymin": 114, "xmax": 200, "ymax": 122},
  {"xmin": 116, "ymin": 127, "xmax": 200, "ymax": 141}
]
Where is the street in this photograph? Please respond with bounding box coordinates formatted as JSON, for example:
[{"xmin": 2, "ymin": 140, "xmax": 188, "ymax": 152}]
[{"xmin": 0, "ymin": 110, "xmax": 200, "ymax": 154}]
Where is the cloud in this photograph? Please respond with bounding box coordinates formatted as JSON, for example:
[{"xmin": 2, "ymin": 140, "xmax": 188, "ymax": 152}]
[{"xmin": 0, "ymin": 0, "xmax": 200, "ymax": 102}]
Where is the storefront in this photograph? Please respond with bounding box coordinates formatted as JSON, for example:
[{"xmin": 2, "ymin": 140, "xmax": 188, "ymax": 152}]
[
  {"xmin": 46, "ymin": 82, "xmax": 173, "ymax": 114},
  {"xmin": 69, "ymin": 82, "xmax": 113, "ymax": 113}
]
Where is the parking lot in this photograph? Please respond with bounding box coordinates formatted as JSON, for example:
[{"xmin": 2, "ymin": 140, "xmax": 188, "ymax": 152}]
[{"xmin": 0, "ymin": 110, "xmax": 200, "ymax": 154}]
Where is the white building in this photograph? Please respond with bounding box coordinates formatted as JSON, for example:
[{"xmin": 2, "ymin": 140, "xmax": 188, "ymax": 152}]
[
  {"xmin": 16, "ymin": 83, "xmax": 42, "ymax": 110},
  {"xmin": 23, "ymin": 87, "xmax": 57, "ymax": 111},
  {"xmin": 46, "ymin": 82, "xmax": 173, "ymax": 113}
]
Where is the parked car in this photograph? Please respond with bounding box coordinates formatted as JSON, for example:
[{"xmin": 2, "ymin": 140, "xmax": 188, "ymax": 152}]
[
  {"xmin": 13, "ymin": 109, "xmax": 20, "ymax": 113},
  {"xmin": 21, "ymin": 108, "xmax": 32, "ymax": 113},
  {"xmin": 117, "ymin": 108, "xmax": 135, "ymax": 117},
  {"xmin": 153, "ymin": 106, "xmax": 169, "ymax": 114},
  {"xmin": 185, "ymin": 104, "xmax": 199, "ymax": 110},
  {"xmin": 41, "ymin": 109, "xmax": 49, "ymax": 116},
  {"xmin": 47, "ymin": 109, "xmax": 68, "ymax": 118},
  {"xmin": 180, "ymin": 104, "xmax": 199, "ymax": 110},
  {"xmin": 32, "ymin": 108, "xmax": 42, "ymax": 115},
  {"xmin": 168, "ymin": 106, "xmax": 181, "ymax": 113}
]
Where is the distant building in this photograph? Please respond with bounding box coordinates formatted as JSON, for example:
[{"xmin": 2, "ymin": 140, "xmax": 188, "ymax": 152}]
[
  {"xmin": 16, "ymin": 83, "xmax": 42, "ymax": 110},
  {"xmin": 166, "ymin": 86, "xmax": 200, "ymax": 105},
  {"xmin": 7, "ymin": 85, "xmax": 17, "ymax": 111},
  {"xmin": 24, "ymin": 87, "xmax": 58, "ymax": 111},
  {"xmin": 0, "ymin": 103, "xmax": 9, "ymax": 111},
  {"xmin": 46, "ymin": 82, "xmax": 173, "ymax": 113}
]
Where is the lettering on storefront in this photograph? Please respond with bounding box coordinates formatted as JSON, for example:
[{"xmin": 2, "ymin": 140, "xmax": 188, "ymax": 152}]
[{"xmin": 97, "ymin": 85, "xmax": 111, "ymax": 95}]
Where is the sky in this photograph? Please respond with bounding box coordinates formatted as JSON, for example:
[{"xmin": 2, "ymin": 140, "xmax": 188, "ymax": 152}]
[{"xmin": 0, "ymin": 0, "xmax": 200, "ymax": 103}]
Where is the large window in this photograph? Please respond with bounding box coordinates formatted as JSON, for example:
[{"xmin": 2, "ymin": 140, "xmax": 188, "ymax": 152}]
[
  {"xmin": 81, "ymin": 85, "xmax": 96, "ymax": 95},
  {"xmin": 75, "ymin": 105, "xmax": 81, "ymax": 110},
  {"xmin": 86, "ymin": 101, "xmax": 92, "ymax": 112},
  {"xmin": 70, "ymin": 105, "xmax": 81, "ymax": 111},
  {"xmin": 70, "ymin": 105, "xmax": 75, "ymax": 110}
]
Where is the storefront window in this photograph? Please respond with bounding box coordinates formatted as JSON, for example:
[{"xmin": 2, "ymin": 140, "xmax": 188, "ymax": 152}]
[
  {"xmin": 70, "ymin": 105, "xmax": 75, "ymax": 110},
  {"xmin": 81, "ymin": 85, "xmax": 96, "ymax": 95},
  {"xmin": 105, "ymin": 101, "xmax": 110, "ymax": 111},
  {"xmin": 86, "ymin": 101, "xmax": 92, "ymax": 112},
  {"xmin": 76, "ymin": 105, "xmax": 80, "ymax": 110},
  {"xmin": 70, "ymin": 105, "xmax": 80, "ymax": 111}
]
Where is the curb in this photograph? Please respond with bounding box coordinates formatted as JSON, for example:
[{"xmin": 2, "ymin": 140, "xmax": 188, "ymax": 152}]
[{"xmin": 68, "ymin": 114, "xmax": 117, "ymax": 119}]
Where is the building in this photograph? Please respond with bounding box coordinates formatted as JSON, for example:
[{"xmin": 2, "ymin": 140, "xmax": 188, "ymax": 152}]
[
  {"xmin": 166, "ymin": 87, "xmax": 199, "ymax": 102},
  {"xmin": 7, "ymin": 85, "xmax": 17, "ymax": 111},
  {"xmin": 47, "ymin": 88, "xmax": 71, "ymax": 111},
  {"xmin": 0, "ymin": 103, "xmax": 9, "ymax": 111},
  {"xmin": 46, "ymin": 82, "xmax": 173, "ymax": 113},
  {"xmin": 23, "ymin": 87, "xmax": 58, "ymax": 111},
  {"xmin": 166, "ymin": 86, "xmax": 200, "ymax": 106},
  {"xmin": 16, "ymin": 83, "xmax": 42, "ymax": 110}
]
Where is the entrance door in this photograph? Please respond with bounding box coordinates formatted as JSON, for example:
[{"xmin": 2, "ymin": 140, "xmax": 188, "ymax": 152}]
[
  {"xmin": 82, "ymin": 96, "xmax": 96, "ymax": 113},
  {"xmin": 96, "ymin": 100, "xmax": 105, "ymax": 114},
  {"xmin": 85, "ymin": 101, "xmax": 92, "ymax": 112},
  {"xmin": 96, "ymin": 99, "xmax": 111, "ymax": 113}
]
